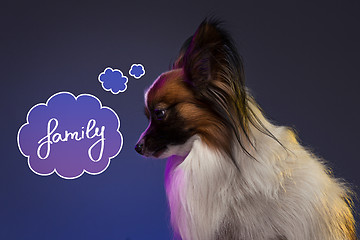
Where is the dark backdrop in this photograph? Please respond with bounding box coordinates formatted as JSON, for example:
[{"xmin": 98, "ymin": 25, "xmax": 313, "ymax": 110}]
[{"xmin": 1, "ymin": 1, "xmax": 359, "ymax": 239}]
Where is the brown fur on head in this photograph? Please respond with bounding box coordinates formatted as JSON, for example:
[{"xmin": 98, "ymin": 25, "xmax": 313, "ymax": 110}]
[{"xmin": 135, "ymin": 18, "xmax": 259, "ymax": 163}]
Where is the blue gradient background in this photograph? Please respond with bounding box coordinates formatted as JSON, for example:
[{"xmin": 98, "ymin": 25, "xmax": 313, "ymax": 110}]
[{"xmin": 1, "ymin": 1, "xmax": 359, "ymax": 239}]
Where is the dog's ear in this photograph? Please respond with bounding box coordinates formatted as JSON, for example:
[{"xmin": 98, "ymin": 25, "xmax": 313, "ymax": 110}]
[
  {"xmin": 181, "ymin": 19, "xmax": 236, "ymax": 90},
  {"xmin": 173, "ymin": 36, "xmax": 192, "ymax": 69},
  {"xmin": 179, "ymin": 19, "xmax": 252, "ymax": 158}
]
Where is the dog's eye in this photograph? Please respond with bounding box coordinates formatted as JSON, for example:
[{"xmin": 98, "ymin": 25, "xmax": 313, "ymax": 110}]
[{"xmin": 154, "ymin": 109, "xmax": 166, "ymax": 120}]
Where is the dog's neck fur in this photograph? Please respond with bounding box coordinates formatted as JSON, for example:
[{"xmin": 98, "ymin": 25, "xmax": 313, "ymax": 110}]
[
  {"xmin": 164, "ymin": 100, "xmax": 289, "ymax": 239},
  {"xmin": 165, "ymin": 137, "xmax": 282, "ymax": 239},
  {"xmin": 165, "ymin": 137, "xmax": 229, "ymax": 239},
  {"xmin": 164, "ymin": 102, "xmax": 355, "ymax": 240}
]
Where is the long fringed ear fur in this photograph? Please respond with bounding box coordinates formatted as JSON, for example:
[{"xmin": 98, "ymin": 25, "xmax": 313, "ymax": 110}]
[
  {"xmin": 176, "ymin": 19, "xmax": 254, "ymax": 162},
  {"xmin": 174, "ymin": 19, "xmax": 245, "ymax": 91},
  {"xmin": 184, "ymin": 20, "xmax": 244, "ymax": 90},
  {"xmin": 174, "ymin": 18, "xmax": 284, "ymax": 164}
]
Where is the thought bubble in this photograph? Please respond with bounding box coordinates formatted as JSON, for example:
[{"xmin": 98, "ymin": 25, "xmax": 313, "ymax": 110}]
[
  {"xmin": 129, "ymin": 64, "xmax": 145, "ymax": 79},
  {"xmin": 17, "ymin": 92, "xmax": 123, "ymax": 179},
  {"xmin": 98, "ymin": 67, "xmax": 128, "ymax": 94}
]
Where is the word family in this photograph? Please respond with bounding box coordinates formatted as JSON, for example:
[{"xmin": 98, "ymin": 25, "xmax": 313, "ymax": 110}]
[{"xmin": 37, "ymin": 118, "xmax": 105, "ymax": 162}]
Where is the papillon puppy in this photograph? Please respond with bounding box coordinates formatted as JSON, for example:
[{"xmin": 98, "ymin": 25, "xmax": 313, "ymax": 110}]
[{"xmin": 135, "ymin": 19, "xmax": 356, "ymax": 240}]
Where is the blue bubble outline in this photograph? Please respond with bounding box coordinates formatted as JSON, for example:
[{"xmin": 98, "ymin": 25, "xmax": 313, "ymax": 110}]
[
  {"xmin": 129, "ymin": 63, "xmax": 145, "ymax": 79},
  {"xmin": 98, "ymin": 67, "xmax": 128, "ymax": 94},
  {"xmin": 17, "ymin": 91, "xmax": 124, "ymax": 180}
]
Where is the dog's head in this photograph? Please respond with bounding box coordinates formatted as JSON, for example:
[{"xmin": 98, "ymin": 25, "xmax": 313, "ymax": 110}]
[{"xmin": 135, "ymin": 19, "xmax": 250, "ymax": 159}]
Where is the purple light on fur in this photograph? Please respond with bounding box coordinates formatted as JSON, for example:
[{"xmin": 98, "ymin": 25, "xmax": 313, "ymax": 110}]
[{"xmin": 17, "ymin": 92, "xmax": 123, "ymax": 179}]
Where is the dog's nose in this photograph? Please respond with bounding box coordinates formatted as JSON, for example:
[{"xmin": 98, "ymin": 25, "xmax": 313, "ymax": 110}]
[{"xmin": 135, "ymin": 139, "xmax": 144, "ymax": 155}]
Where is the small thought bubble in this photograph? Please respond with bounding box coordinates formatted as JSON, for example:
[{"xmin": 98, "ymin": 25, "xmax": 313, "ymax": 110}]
[
  {"xmin": 98, "ymin": 67, "xmax": 128, "ymax": 94},
  {"xmin": 129, "ymin": 64, "xmax": 145, "ymax": 79},
  {"xmin": 17, "ymin": 92, "xmax": 123, "ymax": 179}
]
